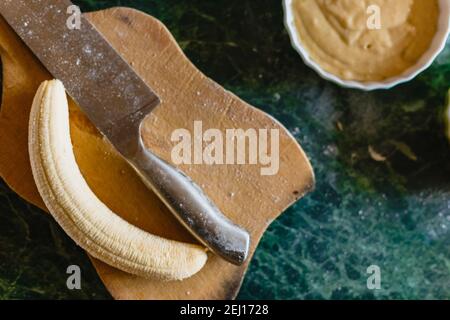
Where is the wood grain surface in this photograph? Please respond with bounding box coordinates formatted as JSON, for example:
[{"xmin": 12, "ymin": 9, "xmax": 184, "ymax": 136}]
[{"xmin": 0, "ymin": 7, "xmax": 314, "ymax": 299}]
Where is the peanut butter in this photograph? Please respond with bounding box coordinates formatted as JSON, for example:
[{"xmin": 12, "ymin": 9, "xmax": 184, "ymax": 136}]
[{"xmin": 292, "ymin": 0, "xmax": 439, "ymax": 81}]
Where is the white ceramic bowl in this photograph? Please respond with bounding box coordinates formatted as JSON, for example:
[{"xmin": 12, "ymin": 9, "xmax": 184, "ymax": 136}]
[{"xmin": 283, "ymin": 0, "xmax": 450, "ymax": 91}]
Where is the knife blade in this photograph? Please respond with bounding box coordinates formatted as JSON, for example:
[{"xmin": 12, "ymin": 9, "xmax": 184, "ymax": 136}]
[{"xmin": 0, "ymin": 0, "xmax": 250, "ymax": 265}]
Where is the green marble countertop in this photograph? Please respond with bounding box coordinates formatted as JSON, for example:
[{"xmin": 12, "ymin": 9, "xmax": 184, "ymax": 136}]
[{"xmin": 1, "ymin": 0, "xmax": 449, "ymax": 299}]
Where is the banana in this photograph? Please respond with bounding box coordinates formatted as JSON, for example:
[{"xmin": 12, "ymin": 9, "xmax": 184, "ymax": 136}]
[{"xmin": 28, "ymin": 79, "xmax": 208, "ymax": 281}]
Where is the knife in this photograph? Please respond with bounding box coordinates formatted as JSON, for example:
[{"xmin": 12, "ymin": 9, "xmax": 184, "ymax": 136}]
[{"xmin": 0, "ymin": 0, "xmax": 250, "ymax": 265}]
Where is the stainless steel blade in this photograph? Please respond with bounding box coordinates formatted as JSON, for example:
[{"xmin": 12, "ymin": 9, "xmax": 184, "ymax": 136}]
[{"xmin": 0, "ymin": 0, "xmax": 160, "ymax": 139}]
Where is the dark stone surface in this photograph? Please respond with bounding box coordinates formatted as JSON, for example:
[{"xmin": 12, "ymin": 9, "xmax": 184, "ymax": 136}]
[{"xmin": 0, "ymin": 0, "xmax": 449, "ymax": 299}]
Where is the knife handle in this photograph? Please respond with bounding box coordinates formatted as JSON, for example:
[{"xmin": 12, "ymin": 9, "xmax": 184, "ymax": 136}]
[{"xmin": 128, "ymin": 136, "xmax": 250, "ymax": 266}]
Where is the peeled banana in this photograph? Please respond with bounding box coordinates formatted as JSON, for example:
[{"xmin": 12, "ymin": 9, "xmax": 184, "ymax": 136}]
[{"xmin": 28, "ymin": 80, "xmax": 208, "ymax": 281}]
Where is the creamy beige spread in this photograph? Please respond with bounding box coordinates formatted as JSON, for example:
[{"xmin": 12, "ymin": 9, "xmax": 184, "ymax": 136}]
[{"xmin": 292, "ymin": 0, "xmax": 439, "ymax": 81}]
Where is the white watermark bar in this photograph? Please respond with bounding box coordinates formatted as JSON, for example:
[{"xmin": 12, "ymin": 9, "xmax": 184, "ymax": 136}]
[{"xmin": 171, "ymin": 121, "xmax": 280, "ymax": 176}]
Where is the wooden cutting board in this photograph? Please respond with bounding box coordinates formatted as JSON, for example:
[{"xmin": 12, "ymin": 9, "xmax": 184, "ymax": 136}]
[{"xmin": 0, "ymin": 7, "xmax": 314, "ymax": 299}]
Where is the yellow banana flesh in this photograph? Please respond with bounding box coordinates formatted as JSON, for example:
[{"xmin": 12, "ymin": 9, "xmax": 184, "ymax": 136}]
[{"xmin": 28, "ymin": 80, "xmax": 208, "ymax": 281}]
